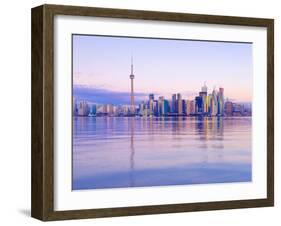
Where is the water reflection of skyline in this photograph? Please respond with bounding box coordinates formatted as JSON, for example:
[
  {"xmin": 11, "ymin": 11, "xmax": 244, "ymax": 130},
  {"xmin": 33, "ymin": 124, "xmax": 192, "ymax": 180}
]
[{"xmin": 73, "ymin": 116, "xmax": 252, "ymax": 190}]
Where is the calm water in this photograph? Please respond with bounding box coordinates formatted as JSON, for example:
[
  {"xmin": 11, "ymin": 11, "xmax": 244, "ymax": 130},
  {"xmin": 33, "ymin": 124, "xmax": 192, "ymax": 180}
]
[{"xmin": 72, "ymin": 117, "xmax": 252, "ymax": 190}]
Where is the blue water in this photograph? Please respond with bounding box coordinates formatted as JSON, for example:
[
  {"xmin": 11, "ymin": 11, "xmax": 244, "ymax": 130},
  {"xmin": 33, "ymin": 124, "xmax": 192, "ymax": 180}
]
[{"xmin": 72, "ymin": 117, "xmax": 252, "ymax": 190}]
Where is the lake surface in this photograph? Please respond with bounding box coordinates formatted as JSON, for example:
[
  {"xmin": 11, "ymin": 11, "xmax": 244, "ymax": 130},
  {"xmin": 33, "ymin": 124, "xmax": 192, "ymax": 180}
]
[{"xmin": 72, "ymin": 116, "xmax": 252, "ymax": 190}]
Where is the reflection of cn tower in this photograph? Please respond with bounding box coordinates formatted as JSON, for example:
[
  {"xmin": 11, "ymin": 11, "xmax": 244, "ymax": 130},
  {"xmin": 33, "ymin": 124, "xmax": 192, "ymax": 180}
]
[
  {"xmin": 129, "ymin": 118, "xmax": 135, "ymax": 187},
  {"xmin": 130, "ymin": 56, "xmax": 135, "ymax": 114}
]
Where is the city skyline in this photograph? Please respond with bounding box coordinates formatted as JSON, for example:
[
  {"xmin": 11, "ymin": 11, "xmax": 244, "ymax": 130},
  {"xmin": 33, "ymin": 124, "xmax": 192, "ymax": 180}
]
[
  {"xmin": 73, "ymin": 82, "xmax": 252, "ymax": 118},
  {"xmin": 73, "ymin": 34, "xmax": 253, "ymax": 103}
]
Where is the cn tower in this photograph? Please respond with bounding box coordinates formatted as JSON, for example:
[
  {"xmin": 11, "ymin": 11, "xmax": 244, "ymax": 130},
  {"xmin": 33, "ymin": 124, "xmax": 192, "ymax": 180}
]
[{"xmin": 130, "ymin": 56, "xmax": 135, "ymax": 114}]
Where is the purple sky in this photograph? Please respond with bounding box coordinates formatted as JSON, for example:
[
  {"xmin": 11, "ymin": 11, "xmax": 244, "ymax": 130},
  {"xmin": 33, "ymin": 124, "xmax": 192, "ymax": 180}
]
[{"xmin": 73, "ymin": 34, "xmax": 253, "ymax": 105}]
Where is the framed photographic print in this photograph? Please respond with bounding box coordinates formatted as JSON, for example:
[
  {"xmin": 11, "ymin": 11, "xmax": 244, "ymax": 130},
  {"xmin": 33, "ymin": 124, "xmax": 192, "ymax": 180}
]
[{"xmin": 31, "ymin": 4, "xmax": 274, "ymax": 221}]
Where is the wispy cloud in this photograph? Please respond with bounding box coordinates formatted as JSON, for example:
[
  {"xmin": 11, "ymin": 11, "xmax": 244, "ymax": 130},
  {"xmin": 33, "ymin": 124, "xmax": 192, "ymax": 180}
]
[{"xmin": 73, "ymin": 85, "xmax": 148, "ymax": 105}]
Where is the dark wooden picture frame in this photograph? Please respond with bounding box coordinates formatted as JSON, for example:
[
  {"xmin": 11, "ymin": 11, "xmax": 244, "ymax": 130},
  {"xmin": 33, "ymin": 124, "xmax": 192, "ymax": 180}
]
[{"xmin": 31, "ymin": 4, "xmax": 274, "ymax": 221}]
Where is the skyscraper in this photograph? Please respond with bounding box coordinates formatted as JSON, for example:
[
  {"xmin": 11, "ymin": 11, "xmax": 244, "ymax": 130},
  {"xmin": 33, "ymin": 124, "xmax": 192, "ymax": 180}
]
[
  {"xmin": 217, "ymin": 87, "xmax": 224, "ymax": 116},
  {"xmin": 182, "ymin": 100, "xmax": 186, "ymax": 114},
  {"xmin": 211, "ymin": 88, "xmax": 218, "ymax": 116},
  {"xmin": 172, "ymin": 94, "xmax": 177, "ymax": 113},
  {"xmin": 195, "ymin": 96, "xmax": 203, "ymax": 114},
  {"xmin": 129, "ymin": 56, "xmax": 135, "ymax": 114},
  {"xmin": 158, "ymin": 96, "xmax": 164, "ymax": 115},
  {"xmin": 148, "ymin": 94, "xmax": 154, "ymax": 114},
  {"xmin": 147, "ymin": 94, "xmax": 154, "ymax": 115},
  {"xmin": 139, "ymin": 101, "xmax": 145, "ymax": 115},
  {"xmin": 163, "ymin": 99, "xmax": 169, "ymax": 115},
  {"xmin": 200, "ymin": 82, "xmax": 208, "ymax": 114},
  {"xmin": 201, "ymin": 82, "xmax": 208, "ymax": 93},
  {"xmin": 177, "ymin": 93, "xmax": 182, "ymax": 114},
  {"xmin": 190, "ymin": 100, "xmax": 196, "ymax": 114},
  {"xmin": 153, "ymin": 100, "xmax": 159, "ymax": 116},
  {"xmin": 89, "ymin": 104, "xmax": 97, "ymax": 116},
  {"xmin": 208, "ymin": 94, "xmax": 212, "ymax": 114},
  {"xmin": 149, "ymin": 94, "xmax": 154, "ymax": 101},
  {"xmin": 186, "ymin": 100, "xmax": 191, "ymax": 115}
]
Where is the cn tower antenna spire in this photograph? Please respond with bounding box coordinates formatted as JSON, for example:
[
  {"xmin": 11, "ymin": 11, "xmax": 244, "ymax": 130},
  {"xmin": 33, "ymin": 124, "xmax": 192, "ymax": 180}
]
[{"xmin": 131, "ymin": 55, "xmax": 134, "ymax": 75}]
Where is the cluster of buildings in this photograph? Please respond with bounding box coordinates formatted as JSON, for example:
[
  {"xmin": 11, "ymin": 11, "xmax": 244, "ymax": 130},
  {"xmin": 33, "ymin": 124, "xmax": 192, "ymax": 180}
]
[
  {"xmin": 73, "ymin": 58, "xmax": 251, "ymax": 118},
  {"xmin": 136, "ymin": 84, "xmax": 226, "ymax": 117},
  {"xmin": 73, "ymin": 83, "xmax": 251, "ymax": 117}
]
